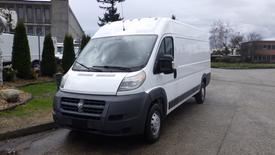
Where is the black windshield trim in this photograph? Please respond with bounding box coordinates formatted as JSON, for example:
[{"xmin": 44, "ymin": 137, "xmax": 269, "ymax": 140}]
[{"xmin": 93, "ymin": 66, "xmax": 132, "ymax": 71}]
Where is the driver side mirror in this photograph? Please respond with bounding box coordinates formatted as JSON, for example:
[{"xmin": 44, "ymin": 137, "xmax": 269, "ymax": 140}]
[{"xmin": 157, "ymin": 55, "xmax": 174, "ymax": 74}]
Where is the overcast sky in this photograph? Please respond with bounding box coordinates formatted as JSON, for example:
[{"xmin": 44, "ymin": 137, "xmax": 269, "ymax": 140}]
[{"xmin": 69, "ymin": 0, "xmax": 275, "ymax": 39}]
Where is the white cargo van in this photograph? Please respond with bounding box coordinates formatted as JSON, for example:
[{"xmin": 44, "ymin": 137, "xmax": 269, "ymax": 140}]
[
  {"xmin": 53, "ymin": 18, "xmax": 211, "ymax": 142},
  {"xmin": 55, "ymin": 42, "xmax": 81, "ymax": 63},
  {"xmin": 0, "ymin": 33, "xmax": 57, "ymax": 66}
]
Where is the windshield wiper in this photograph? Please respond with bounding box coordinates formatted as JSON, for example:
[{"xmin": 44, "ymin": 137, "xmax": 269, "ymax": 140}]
[
  {"xmin": 93, "ymin": 66, "xmax": 132, "ymax": 71},
  {"xmin": 75, "ymin": 61, "xmax": 102, "ymax": 72}
]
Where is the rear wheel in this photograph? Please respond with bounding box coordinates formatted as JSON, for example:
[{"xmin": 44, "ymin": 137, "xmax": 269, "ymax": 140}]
[
  {"xmin": 144, "ymin": 103, "xmax": 162, "ymax": 143},
  {"xmin": 195, "ymin": 82, "xmax": 206, "ymax": 104}
]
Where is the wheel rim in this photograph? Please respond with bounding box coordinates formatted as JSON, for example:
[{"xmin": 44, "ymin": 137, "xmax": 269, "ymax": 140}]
[{"xmin": 150, "ymin": 112, "xmax": 161, "ymax": 136}]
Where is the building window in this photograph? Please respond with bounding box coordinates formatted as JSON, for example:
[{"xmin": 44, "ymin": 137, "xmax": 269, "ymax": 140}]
[
  {"xmin": 7, "ymin": 5, "xmax": 15, "ymax": 11},
  {"xmin": 272, "ymin": 55, "xmax": 275, "ymax": 60},
  {"xmin": 27, "ymin": 7, "xmax": 33, "ymax": 22},
  {"xmin": 45, "ymin": 26, "xmax": 51, "ymax": 35},
  {"xmin": 36, "ymin": 26, "xmax": 43, "ymax": 36},
  {"xmin": 27, "ymin": 26, "xmax": 34, "ymax": 35},
  {"xmin": 272, "ymin": 45, "xmax": 275, "ymax": 50},
  {"xmin": 36, "ymin": 8, "xmax": 42, "ymax": 23},
  {"xmin": 44, "ymin": 8, "xmax": 50, "ymax": 23},
  {"xmin": 268, "ymin": 45, "xmax": 271, "ymax": 50},
  {"xmin": 263, "ymin": 45, "xmax": 267, "ymax": 50},
  {"xmin": 18, "ymin": 7, "xmax": 24, "ymax": 21},
  {"xmin": 0, "ymin": 4, "xmax": 5, "ymax": 8}
]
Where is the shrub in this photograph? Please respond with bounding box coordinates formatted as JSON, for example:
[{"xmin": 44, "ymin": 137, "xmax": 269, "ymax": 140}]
[
  {"xmin": 41, "ymin": 34, "xmax": 57, "ymax": 76},
  {"xmin": 31, "ymin": 68, "xmax": 40, "ymax": 80},
  {"xmin": 3, "ymin": 65, "xmax": 16, "ymax": 82},
  {"xmin": 62, "ymin": 35, "xmax": 75, "ymax": 73},
  {"xmin": 12, "ymin": 22, "xmax": 31, "ymax": 79},
  {"xmin": 211, "ymin": 55, "xmax": 242, "ymax": 63}
]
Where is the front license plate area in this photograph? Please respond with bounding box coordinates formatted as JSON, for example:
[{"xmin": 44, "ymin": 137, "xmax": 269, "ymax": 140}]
[{"xmin": 72, "ymin": 119, "xmax": 88, "ymax": 129}]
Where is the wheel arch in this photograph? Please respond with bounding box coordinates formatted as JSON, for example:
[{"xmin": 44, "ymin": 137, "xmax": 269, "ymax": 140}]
[
  {"xmin": 147, "ymin": 87, "xmax": 168, "ymax": 117},
  {"xmin": 201, "ymin": 73, "xmax": 211, "ymax": 86}
]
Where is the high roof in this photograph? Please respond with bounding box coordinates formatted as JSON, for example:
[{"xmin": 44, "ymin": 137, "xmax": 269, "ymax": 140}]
[
  {"xmin": 93, "ymin": 17, "xmax": 208, "ymax": 40},
  {"xmin": 93, "ymin": 18, "xmax": 168, "ymax": 38}
]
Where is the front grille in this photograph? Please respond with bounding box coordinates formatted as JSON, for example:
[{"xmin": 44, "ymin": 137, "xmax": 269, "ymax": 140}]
[
  {"xmin": 60, "ymin": 97, "xmax": 106, "ymax": 119},
  {"xmin": 62, "ymin": 113, "xmax": 101, "ymax": 120},
  {"xmin": 62, "ymin": 97, "xmax": 80, "ymax": 103}
]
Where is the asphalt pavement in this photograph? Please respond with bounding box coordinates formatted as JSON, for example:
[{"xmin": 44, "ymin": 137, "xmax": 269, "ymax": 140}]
[{"xmin": 1, "ymin": 69, "xmax": 275, "ymax": 155}]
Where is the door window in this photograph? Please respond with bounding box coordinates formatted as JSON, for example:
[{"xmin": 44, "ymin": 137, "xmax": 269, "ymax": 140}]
[
  {"xmin": 164, "ymin": 37, "xmax": 174, "ymax": 56},
  {"xmin": 157, "ymin": 36, "xmax": 174, "ymax": 58},
  {"xmin": 154, "ymin": 36, "xmax": 174, "ymax": 74}
]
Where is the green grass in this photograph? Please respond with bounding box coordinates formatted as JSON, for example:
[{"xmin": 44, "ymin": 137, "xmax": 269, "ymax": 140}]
[
  {"xmin": 20, "ymin": 82, "xmax": 56, "ymax": 96},
  {"xmin": 0, "ymin": 82, "xmax": 57, "ymax": 117},
  {"xmin": 211, "ymin": 62, "xmax": 275, "ymax": 69}
]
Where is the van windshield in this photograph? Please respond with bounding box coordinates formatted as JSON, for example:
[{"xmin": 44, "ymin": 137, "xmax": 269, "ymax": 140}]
[{"xmin": 73, "ymin": 35, "xmax": 157, "ymax": 72}]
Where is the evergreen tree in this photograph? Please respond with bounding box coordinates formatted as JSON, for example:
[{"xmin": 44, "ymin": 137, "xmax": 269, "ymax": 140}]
[
  {"xmin": 12, "ymin": 22, "xmax": 31, "ymax": 79},
  {"xmin": 80, "ymin": 35, "xmax": 91, "ymax": 51},
  {"xmin": 62, "ymin": 35, "xmax": 75, "ymax": 73},
  {"xmin": 97, "ymin": 0, "xmax": 125, "ymax": 27},
  {"xmin": 41, "ymin": 34, "xmax": 57, "ymax": 76}
]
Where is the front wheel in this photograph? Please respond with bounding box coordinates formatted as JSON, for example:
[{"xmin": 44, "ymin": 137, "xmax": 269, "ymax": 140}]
[
  {"xmin": 144, "ymin": 104, "xmax": 162, "ymax": 143},
  {"xmin": 195, "ymin": 82, "xmax": 206, "ymax": 104}
]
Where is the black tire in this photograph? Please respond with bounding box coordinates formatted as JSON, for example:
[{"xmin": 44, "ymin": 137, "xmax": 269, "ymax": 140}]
[
  {"xmin": 144, "ymin": 103, "xmax": 162, "ymax": 143},
  {"xmin": 195, "ymin": 82, "xmax": 206, "ymax": 104}
]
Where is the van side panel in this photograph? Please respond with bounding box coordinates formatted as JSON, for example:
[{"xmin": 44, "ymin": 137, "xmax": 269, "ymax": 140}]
[
  {"xmin": 166, "ymin": 36, "xmax": 210, "ymax": 114},
  {"xmin": 145, "ymin": 21, "xmax": 210, "ymax": 115},
  {"xmin": 160, "ymin": 22, "xmax": 210, "ymax": 114}
]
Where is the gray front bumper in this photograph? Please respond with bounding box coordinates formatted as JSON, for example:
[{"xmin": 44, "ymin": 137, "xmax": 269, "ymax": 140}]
[{"xmin": 53, "ymin": 91, "xmax": 151, "ymax": 136}]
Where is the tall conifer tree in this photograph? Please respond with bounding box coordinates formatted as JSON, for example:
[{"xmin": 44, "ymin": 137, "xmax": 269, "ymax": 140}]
[{"xmin": 97, "ymin": 0, "xmax": 125, "ymax": 27}]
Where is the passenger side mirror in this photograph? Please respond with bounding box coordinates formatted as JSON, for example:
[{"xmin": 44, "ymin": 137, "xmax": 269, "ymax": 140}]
[{"xmin": 158, "ymin": 55, "xmax": 174, "ymax": 74}]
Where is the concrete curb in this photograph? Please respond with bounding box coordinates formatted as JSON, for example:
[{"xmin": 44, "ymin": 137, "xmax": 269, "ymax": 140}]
[{"xmin": 0, "ymin": 122, "xmax": 57, "ymax": 141}]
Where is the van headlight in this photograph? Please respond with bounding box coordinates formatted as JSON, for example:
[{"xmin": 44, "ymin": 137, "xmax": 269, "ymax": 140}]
[
  {"xmin": 118, "ymin": 71, "xmax": 146, "ymax": 91},
  {"xmin": 60, "ymin": 74, "xmax": 68, "ymax": 89}
]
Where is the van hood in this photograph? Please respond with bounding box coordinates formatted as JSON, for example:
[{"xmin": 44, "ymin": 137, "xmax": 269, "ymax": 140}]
[{"xmin": 62, "ymin": 71, "xmax": 128, "ymax": 95}]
